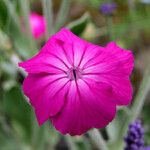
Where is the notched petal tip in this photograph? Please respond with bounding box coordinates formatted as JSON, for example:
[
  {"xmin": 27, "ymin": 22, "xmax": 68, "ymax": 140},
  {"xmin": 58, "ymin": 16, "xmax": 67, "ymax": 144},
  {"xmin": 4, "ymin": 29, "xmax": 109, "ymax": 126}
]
[
  {"xmin": 18, "ymin": 61, "xmax": 26, "ymax": 67},
  {"xmin": 107, "ymin": 41, "xmax": 134, "ymax": 74},
  {"xmin": 52, "ymin": 27, "xmax": 84, "ymax": 45},
  {"xmin": 106, "ymin": 41, "xmax": 126, "ymax": 51},
  {"xmin": 106, "ymin": 41, "xmax": 117, "ymax": 48},
  {"xmin": 54, "ymin": 28, "xmax": 73, "ymax": 39},
  {"xmin": 18, "ymin": 61, "xmax": 30, "ymax": 73},
  {"xmin": 18, "ymin": 62, "xmax": 23, "ymax": 67},
  {"xmin": 18, "ymin": 62, "xmax": 28, "ymax": 72},
  {"xmin": 59, "ymin": 27, "xmax": 72, "ymax": 33}
]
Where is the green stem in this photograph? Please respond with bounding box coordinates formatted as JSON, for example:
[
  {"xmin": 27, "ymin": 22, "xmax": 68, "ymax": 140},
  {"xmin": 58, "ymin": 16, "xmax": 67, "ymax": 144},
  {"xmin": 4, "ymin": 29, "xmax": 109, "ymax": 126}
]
[
  {"xmin": 128, "ymin": 0, "xmax": 143, "ymax": 51},
  {"xmin": 19, "ymin": 0, "xmax": 37, "ymax": 52},
  {"xmin": 3, "ymin": 0, "xmax": 21, "ymax": 29},
  {"xmin": 130, "ymin": 66, "xmax": 150, "ymax": 120},
  {"xmin": 119, "ymin": 63, "xmax": 150, "ymax": 148},
  {"xmin": 10, "ymin": 54, "xmax": 27, "ymax": 77},
  {"xmin": 105, "ymin": 0, "xmax": 114, "ymax": 41},
  {"xmin": 55, "ymin": 0, "xmax": 71, "ymax": 31},
  {"xmin": 106, "ymin": 16, "xmax": 113, "ymax": 41},
  {"xmin": 88, "ymin": 129, "xmax": 109, "ymax": 150},
  {"xmin": 83, "ymin": 136, "xmax": 92, "ymax": 150},
  {"xmin": 65, "ymin": 136, "xmax": 78, "ymax": 150},
  {"xmin": 42, "ymin": 0, "xmax": 54, "ymax": 40},
  {"xmin": 31, "ymin": 113, "xmax": 42, "ymax": 150},
  {"xmin": 127, "ymin": 0, "xmax": 136, "ymax": 12}
]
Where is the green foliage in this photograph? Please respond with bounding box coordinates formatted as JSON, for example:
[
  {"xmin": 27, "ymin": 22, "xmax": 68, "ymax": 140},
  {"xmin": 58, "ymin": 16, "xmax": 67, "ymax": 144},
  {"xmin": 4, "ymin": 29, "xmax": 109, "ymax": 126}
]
[
  {"xmin": 142, "ymin": 104, "xmax": 150, "ymax": 145},
  {"xmin": 1, "ymin": 0, "xmax": 37, "ymax": 58},
  {"xmin": 0, "ymin": 0, "xmax": 150, "ymax": 149},
  {"xmin": 67, "ymin": 13, "xmax": 90, "ymax": 36},
  {"xmin": 0, "ymin": 1, "xmax": 8, "ymax": 28},
  {"xmin": 2, "ymin": 85, "xmax": 32, "ymax": 140}
]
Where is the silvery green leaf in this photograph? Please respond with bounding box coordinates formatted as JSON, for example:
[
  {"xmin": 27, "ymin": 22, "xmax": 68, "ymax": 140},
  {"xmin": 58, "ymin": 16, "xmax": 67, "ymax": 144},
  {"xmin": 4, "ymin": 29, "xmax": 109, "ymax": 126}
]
[{"xmin": 66, "ymin": 12, "xmax": 90, "ymax": 35}]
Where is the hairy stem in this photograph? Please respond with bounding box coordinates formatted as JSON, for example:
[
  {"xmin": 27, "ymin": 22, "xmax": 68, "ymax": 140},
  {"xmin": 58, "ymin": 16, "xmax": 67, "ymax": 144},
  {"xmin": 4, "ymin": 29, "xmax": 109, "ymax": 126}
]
[
  {"xmin": 106, "ymin": 16, "xmax": 113, "ymax": 40},
  {"xmin": 19, "ymin": 0, "xmax": 37, "ymax": 52},
  {"xmin": 42, "ymin": 0, "xmax": 54, "ymax": 39},
  {"xmin": 65, "ymin": 136, "xmax": 78, "ymax": 150},
  {"xmin": 89, "ymin": 129, "xmax": 109, "ymax": 150},
  {"xmin": 55, "ymin": 0, "xmax": 71, "ymax": 31},
  {"xmin": 119, "ymin": 63, "xmax": 150, "ymax": 149},
  {"xmin": 3, "ymin": 0, "xmax": 21, "ymax": 29}
]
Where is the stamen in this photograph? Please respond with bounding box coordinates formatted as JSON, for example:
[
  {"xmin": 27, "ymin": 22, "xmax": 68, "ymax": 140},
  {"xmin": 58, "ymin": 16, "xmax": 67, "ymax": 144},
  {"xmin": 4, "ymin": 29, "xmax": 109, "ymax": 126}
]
[
  {"xmin": 73, "ymin": 69, "xmax": 76, "ymax": 80},
  {"xmin": 67, "ymin": 67, "xmax": 83, "ymax": 81}
]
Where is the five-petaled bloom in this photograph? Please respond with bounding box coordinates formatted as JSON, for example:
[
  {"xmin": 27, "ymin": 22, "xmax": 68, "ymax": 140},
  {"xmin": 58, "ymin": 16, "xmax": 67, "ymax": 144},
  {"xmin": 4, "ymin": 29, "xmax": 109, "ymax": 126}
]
[{"xmin": 19, "ymin": 28, "xmax": 134, "ymax": 135}]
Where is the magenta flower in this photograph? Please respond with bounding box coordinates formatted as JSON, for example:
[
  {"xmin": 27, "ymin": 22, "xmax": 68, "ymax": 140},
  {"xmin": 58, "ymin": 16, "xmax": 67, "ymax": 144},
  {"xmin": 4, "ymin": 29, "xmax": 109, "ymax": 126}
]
[
  {"xmin": 19, "ymin": 28, "xmax": 134, "ymax": 135},
  {"xmin": 29, "ymin": 13, "xmax": 46, "ymax": 39}
]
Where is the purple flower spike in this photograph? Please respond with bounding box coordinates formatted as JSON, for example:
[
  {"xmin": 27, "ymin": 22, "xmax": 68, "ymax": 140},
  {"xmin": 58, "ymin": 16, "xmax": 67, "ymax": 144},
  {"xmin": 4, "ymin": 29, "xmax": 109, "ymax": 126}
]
[
  {"xmin": 100, "ymin": 2, "xmax": 117, "ymax": 15},
  {"xmin": 124, "ymin": 120, "xmax": 145, "ymax": 150}
]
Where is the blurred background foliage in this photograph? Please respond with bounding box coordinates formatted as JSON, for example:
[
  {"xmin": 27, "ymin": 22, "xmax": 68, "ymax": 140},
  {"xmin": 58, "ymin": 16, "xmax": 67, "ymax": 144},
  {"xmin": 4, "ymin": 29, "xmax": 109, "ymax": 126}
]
[{"xmin": 0, "ymin": 0, "xmax": 150, "ymax": 150}]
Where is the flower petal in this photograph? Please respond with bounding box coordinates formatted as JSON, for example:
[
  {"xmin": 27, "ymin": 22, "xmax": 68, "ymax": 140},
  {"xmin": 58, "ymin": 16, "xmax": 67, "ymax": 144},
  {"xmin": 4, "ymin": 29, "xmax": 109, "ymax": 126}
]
[
  {"xmin": 19, "ymin": 40, "xmax": 73, "ymax": 74},
  {"xmin": 50, "ymin": 79, "xmax": 116, "ymax": 135},
  {"xmin": 52, "ymin": 28, "xmax": 105, "ymax": 68},
  {"xmin": 83, "ymin": 42, "xmax": 134, "ymax": 105},
  {"xmin": 105, "ymin": 42, "xmax": 134, "ymax": 75},
  {"xmin": 18, "ymin": 28, "xmax": 134, "ymax": 136},
  {"xmin": 19, "ymin": 55, "xmax": 67, "ymax": 74},
  {"xmin": 23, "ymin": 73, "xmax": 70, "ymax": 125},
  {"xmin": 19, "ymin": 28, "xmax": 88, "ymax": 74}
]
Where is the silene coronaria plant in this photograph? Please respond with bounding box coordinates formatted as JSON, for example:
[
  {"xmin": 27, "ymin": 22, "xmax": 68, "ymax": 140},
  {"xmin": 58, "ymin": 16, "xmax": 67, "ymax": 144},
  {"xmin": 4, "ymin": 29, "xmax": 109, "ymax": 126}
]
[{"xmin": 19, "ymin": 28, "xmax": 134, "ymax": 135}]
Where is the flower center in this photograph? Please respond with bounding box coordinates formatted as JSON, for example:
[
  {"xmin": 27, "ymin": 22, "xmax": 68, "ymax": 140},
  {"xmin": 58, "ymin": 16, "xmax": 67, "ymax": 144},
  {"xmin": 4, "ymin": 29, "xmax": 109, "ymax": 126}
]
[{"xmin": 67, "ymin": 67, "xmax": 82, "ymax": 81}]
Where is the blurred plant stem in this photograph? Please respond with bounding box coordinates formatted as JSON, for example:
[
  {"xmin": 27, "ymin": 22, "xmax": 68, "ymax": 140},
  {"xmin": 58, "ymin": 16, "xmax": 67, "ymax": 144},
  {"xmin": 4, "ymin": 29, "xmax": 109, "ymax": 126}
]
[
  {"xmin": 127, "ymin": 0, "xmax": 136, "ymax": 12},
  {"xmin": 55, "ymin": 0, "xmax": 71, "ymax": 31},
  {"xmin": 0, "ymin": 112, "xmax": 12, "ymax": 135},
  {"xmin": 118, "ymin": 0, "xmax": 150, "ymax": 144},
  {"xmin": 127, "ymin": 0, "xmax": 143, "ymax": 51},
  {"xmin": 19, "ymin": 0, "xmax": 37, "ymax": 52},
  {"xmin": 89, "ymin": 129, "xmax": 109, "ymax": 150},
  {"xmin": 3, "ymin": 0, "xmax": 21, "ymax": 29},
  {"xmin": 130, "ymin": 65, "xmax": 150, "ymax": 119},
  {"xmin": 31, "ymin": 114, "xmax": 41, "ymax": 150},
  {"xmin": 106, "ymin": 16, "xmax": 113, "ymax": 41},
  {"xmin": 65, "ymin": 136, "xmax": 78, "ymax": 150},
  {"xmin": 42, "ymin": 0, "xmax": 54, "ymax": 40},
  {"xmin": 145, "ymin": 5, "xmax": 150, "ymax": 17},
  {"xmin": 106, "ymin": 0, "xmax": 114, "ymax": 41},
  {"xmin": 10, "ymin": 54, "xmax": 27, "ymax": 77},
  {"xmin": 30, "ymin": 114, "xmax": 53, "ymax": 150},
  {"xmin": 83, "ymin": 136, "xmax": 92, "ymax": 150},
  {"xmin": 118, "ymin": 63, "xmax": 150, "ymax": 149}
]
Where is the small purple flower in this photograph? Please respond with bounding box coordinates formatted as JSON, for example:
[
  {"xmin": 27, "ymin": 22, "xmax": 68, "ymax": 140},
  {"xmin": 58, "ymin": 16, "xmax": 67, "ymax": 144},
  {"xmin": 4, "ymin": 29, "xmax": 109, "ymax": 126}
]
[
  {"xmin": 124, "ymin": 120, "xmax": 144, "ymax": 150},
  {"xmin": 100, "ymin": 2, "xmax": 117, "ymax": 15}
]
